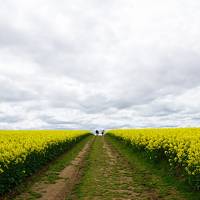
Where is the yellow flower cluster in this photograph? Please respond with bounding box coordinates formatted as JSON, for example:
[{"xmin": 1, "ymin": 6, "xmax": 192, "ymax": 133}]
[
  {"xmin": 107, "ymin": 128, "xmax": 200, "ymax": 178},
  {"xmin": 0, "ymin": 130, "xmax": 90, "ymax": 194}
]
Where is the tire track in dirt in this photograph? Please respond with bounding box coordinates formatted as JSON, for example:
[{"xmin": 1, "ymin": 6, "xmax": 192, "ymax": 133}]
[
  {"xmin": 15, "ymin": 138, "xmax": 94, "ymax": 200},
  {"xmin": 102, "ymin": 137, "xmax": 160, "ymax": 200}
]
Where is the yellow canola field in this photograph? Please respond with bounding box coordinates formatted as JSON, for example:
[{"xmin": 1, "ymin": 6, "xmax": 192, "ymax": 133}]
[
  {"xmin": 0, "ymin": 130, "xmax": 90, "ymax": 194},
  {"xmin": 107, "ymin": 128, "xmax": 200, "ymax": 181}
]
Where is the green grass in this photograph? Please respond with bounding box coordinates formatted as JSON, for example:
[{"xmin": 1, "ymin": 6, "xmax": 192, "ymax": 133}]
[
  {"xmin": 107, "ymin": 135, "xmax": 200, "ymax": 200},
  {"xmin": 71, "ymin": 137, "xmax": 107, "ymax": 198},
  {"xmin": 28, "ymin": 191, "xmax": 42, "ymax": 200},
  {"xmin": 68, "ymin": 136, "xmax": 117, "ymax": 199}
]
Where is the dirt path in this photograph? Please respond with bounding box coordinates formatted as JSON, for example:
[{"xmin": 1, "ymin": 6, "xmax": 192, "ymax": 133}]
[
  {"xmin": 14, "ymin": 136, "xmax": 191, "ymax": 200},
  {"xmin": 15, "ymin": 137, "xmax": 94, "ymax": 200},
  {"xmin": 68, "ymin": 136, "xmax": 162, "ymax": 200}
]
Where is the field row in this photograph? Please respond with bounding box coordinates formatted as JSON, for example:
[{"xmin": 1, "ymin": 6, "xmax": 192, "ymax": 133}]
[
  {"xmin": 106, "ymin": 128, "xmax": 200, "ymax": 189},
  {"xmin": 0, "ymin": 130, "xmax": 91, "ymax": 195}
]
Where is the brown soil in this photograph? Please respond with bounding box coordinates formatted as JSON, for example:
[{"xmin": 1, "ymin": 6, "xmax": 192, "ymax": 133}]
[{"xmin": 15, "ymin": 139, "xmax": 93, "ymax": 200}]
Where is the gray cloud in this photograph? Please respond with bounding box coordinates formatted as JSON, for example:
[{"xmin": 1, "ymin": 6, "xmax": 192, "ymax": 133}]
[
  {"xmin": 0, "ymin": 75, "xmax": 37, "ymax": 102},
  {"xmin": 0, "ymin": 0, "xmax": 200, "ymax": 130}
]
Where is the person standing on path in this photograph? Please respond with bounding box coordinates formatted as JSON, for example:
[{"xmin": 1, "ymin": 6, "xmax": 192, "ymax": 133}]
[{"xmin": 95, "ymin": 130, "xmax": 99, "ymax": 136}]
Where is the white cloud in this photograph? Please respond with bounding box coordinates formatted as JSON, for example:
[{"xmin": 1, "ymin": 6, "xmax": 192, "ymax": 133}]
[{"xmin": 0, "ymin": 0, "xmax": 200, "ymax": 129}]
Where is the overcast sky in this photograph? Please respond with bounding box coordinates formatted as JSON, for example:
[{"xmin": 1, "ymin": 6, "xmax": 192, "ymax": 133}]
[{"xmin": 0, "ymin": 0, "xmax": 200, "ymax": 130}]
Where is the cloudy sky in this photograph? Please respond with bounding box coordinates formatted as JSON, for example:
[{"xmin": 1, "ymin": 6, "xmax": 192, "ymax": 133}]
[{"xmin": 0, "ymin": 0, "xmax": 200, "ymax": 130}]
